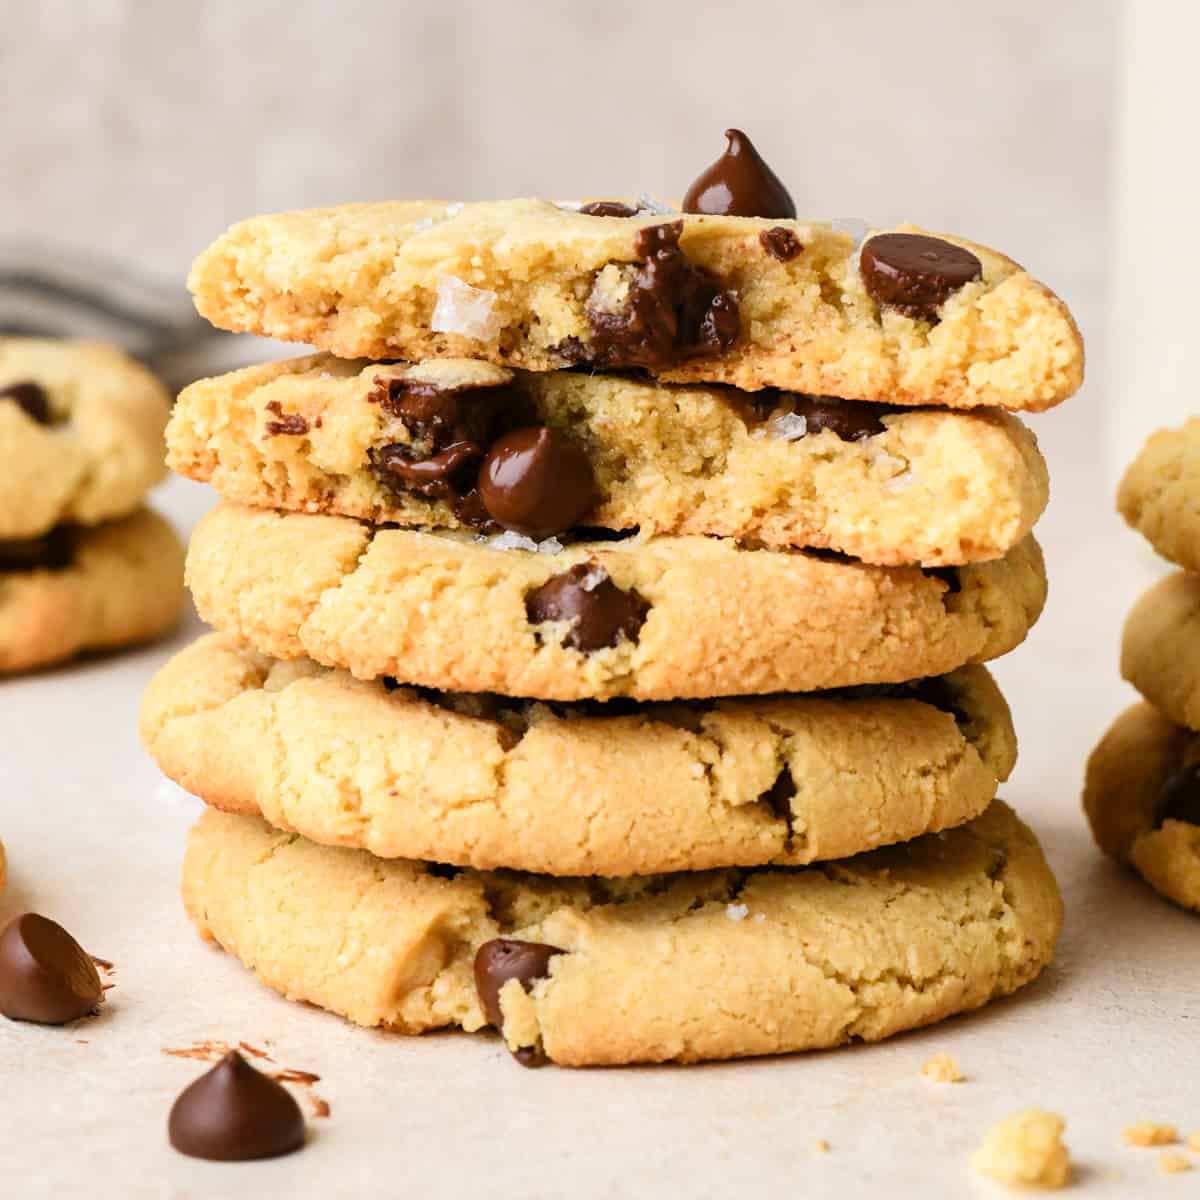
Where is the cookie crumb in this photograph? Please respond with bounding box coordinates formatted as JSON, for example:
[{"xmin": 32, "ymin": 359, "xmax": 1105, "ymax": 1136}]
[
  {"xmin": 1159, "ymin": 1151, "xmax": 1192, "ymax": 1175},
  {"xmin": 921, "ymin": 1052, "xmax": 964, "ymax": 1083},
  {"xmin": 813, "ymin": 1138, "xmax": 829, "ymax": 1154},
  {"xmin": 971, "ymin": 1109, "xmax": 1071, "ymax": 1190},
  {"xmin": 1122, "ymin": 1121, "xmax": 1177, "ymax": 1147}
]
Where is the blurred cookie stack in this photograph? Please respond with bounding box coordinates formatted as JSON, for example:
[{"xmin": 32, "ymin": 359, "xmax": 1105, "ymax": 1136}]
[
  {"xmin": 1084, "ymin": 425, "xmax": 1200, "ymax": 914},
  {"xmin": 142, "ymin": 132, "xmax": 1082, "ymax": 1066},
  {"xmin": 0, "ymin": 338, "xmax": 184, "ymax": 675}
]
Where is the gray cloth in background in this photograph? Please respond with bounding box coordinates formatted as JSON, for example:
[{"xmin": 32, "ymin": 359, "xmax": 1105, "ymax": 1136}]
[{"xmin": 0, "ymin": 244, "xmax": 294, "ymax": 392}]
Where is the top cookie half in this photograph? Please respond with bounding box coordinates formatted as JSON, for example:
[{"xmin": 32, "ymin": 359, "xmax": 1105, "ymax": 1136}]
[{"xmin": 189, "ymin": 201, "xmax": 1083, "ymax": 412}]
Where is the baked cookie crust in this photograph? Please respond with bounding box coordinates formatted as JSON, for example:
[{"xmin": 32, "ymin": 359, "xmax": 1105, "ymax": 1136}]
[
  {"xmin": 1122, "ymin": 571, "xmax": 1200, "ymax": 730},
  {"xmin": 1118, "ymin": 417, "xmax": 1200, "ymax": 573},
  {"xmin": 142, "ymin": 634, "xmax": 1015, "ymax": 875},
  {"xmin": 188, "ymin": 201, "xmax": 1083, "ymax": 412},
  {"xmin": 0, "ymin": 338, "xmax": 169, "ymax": 540},
  {"xmin": 185, "ymin": 503, "xmax": 1046, "ymax": 701},
  {"xmin": 168, "ymin": 354, "xmax": 1048, "ymax": 566},
  {"xmin": 182, "ymin": 800, "xmax": 1062, "ymax": 1066},
  {"xmin": 0, "ymin": 507, "xmax": 185, "ymax": 674}
]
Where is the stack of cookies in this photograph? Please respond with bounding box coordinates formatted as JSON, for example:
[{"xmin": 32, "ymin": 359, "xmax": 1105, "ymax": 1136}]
[
  {"xmin": 142, "ymin": 132, "xmax": 1081, "ymax": 1066},
  {"xmin": 1084, "ymin": 424, "xmax": 1200, "ymax": 914},
  {"xmin": 0, "ymin": 337, "xmax": 184, "ymax": 675}
]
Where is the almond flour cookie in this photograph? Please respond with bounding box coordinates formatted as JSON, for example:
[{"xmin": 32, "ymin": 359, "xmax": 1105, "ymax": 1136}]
[
  {"xmin": 0, "ymin": 839, "xmax": 6, "ymax": 894},
  {"xmin": 189, "ymin": 200, "xmax": 1083, "ymax": 412},
  {"xmin": 168, "ymin": 353, "xmax": 1048, "ymax": 566},
  {"xmin": 183, "ymin": 800, "xmax": 1061, "ymax": 1067},
  {"xmin": 186, "ymin": 503, "xmax": 1046, "ymax": 701},
  {"xmin": 1121, "ymin": 572, "xmax": 1200, "ymax": 729},
  {"xmin": 1083, "ymin": 702, "xmax": 1200, "ymax": 913},
  {"xmin": 0, "ymin": 338, "xmax": 170, "ymax": 540},
  {"xmin": 1118, "ymin": 417, "xmax": 1200, "ymax": 573},
  {"xmin": 0, "ymin": 508, "xmax": 185, "ymax": 674},
  {"xmin": 142, "ymin": 634, "xmax": 1015, "ymax": 875}
]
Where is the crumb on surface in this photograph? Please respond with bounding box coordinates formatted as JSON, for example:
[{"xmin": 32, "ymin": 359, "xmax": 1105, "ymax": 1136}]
[
  {"xmin": 922, "ymin": 1052, "xmax": 965, "ymax": 1083},
  {"xmin": 971, "ymin": 1108, "xmax": 1071, "ymax": 1190},
  {"xmin": 813, "ymin": 1138, "xmax": 830, "ymax": 1154},
  {"xmin": 1122, "ymin": 1121, "xmax": 1177, "ymax": 1148},
  {"xmin": 1159, "ymin": 1151, "xmax": 1192, "ymax": 1175}
]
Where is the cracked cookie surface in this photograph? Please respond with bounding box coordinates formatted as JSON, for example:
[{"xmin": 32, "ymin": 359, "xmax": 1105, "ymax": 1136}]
[
  {"xmin": 142, "ymin": 634, "xmax": 1015, "ymax": 875},
  {"xmin": 168, "ymin": 353, "xmax": 1048, "ymax": 566},
  {"xmin": 188, "ymin": 200, "xmax": 1083, "ymax": 412},
  {"xmin": 0, "ymin": 338, "xmax": 169, "ymax": 540},
  {"xmin": 181, "ymin": 800, "xmax": 1062, "ymax": 1066},
  {"xmin": 1121, "ymin": 571, "xmax": 1200, "ymax": 730},
  {"xmin": 186, "ymin": 502, "xmax": 1046, "ymax": 701},
  {"xmin": 1084, "ymin": 702, "xmax": 1200, "ymax": 913},
  {"xmin": 0, "ymin": 507, "xmax": 185, "ymax": 674},
  {"xmin": 1118, "ymin": 417, "xmax": 1200, "ymax": 573}
]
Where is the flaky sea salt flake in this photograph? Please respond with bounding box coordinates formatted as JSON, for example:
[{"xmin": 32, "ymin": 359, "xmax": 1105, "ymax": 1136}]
[{"xmin": 431, "ymin": 275, "xmax": 503, "ymax": 341}]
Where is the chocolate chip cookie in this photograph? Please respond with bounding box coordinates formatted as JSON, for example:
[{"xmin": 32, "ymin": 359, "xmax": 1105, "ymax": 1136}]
[
  {"xmin": 168, "ymin": 353, "xmax": 1048, "ymax": 566},
  {"xmin": 185, "ymin": 502, "xmax": 1046, "ymax": 701},
  {"xmin": 1121, "ymin": 571, "xmax": 1200, "ymax": 730},
  {"xmin": 0, "ymin": 507, "xmax": 185, "ymax": 673},
  {"xmin": 143, "ymin": 634, "xmax": 1015, "ymax": 875},
  {"xmin": 1084, "ymin": 702, "xmax": 1200, "ymax": 913},
  {"xmin": 188, "ymin": 201, "xmax": 1083, "ymax": 412},
  {"xmin": 0, "ymin": 338, "xmax": 169, "ymax": 540},
  {"xmin": 1118, "ymin": 417, "xmax": 1200, "ymax": 573},
  {"xmin": 181, "ymin": 800, "xmax": 1062, "ymax": 1066}
]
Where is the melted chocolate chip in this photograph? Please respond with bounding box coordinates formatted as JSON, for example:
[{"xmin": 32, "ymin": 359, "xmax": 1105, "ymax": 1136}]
[
  {"xmin": 579, "ymin": 201, "xmax": 639, "ymax": 218},
  {"xmin": 263, "ymin": 400, "xmax": 309, "ymax": 436},
  {"xmin": 525, "ymin": 561, "xmax": 649, "ymax": 652},
  {"xmin": 760, "ymin": 227, "xmax": 803, "ymax": 262},
  {"xmin": 474, "ymin": 938, "xmax": 564, "ymax": 1067},
  {"xmin": 477, "ymin": 427, "xmax": 597, "ymax": 538},
  {"xmin": 0, "ymin": 380, "xmax": 51, "ymax": 425},
  {"xmin": 860, "ymin": 233, "xmax": 982, "ymax": 321},
  {"xmin": 0, "ymin": 913, "xmax": 103, "ymax": 1024},
  {"xmin": 0, "ymin": 526, "xmax": 75, "ymax": 572},
  {"xmin": 780, "ymin": 393, "xmax": 896, "ymax": 441},
  {"xmin": 168, "ymin": 1050, "xmax": 306, "ymax": 1161},
  {"xmin": 1154, "ymin": 762, "xmax": 1200, "ymax": 828},
  {"xmin": 682, "ymin": 129, "xmax": 796, "ymax": 219},
  {"xmin": 371, "ymin": 441, "xmax": 484, "ymax": 499},
  {"xmin": 584, "ymin": 222, "xmax": 740, "ymax": 370}
]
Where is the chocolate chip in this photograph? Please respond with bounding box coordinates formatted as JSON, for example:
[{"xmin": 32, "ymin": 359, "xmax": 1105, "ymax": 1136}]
[
  {"xmin": 525, "ymin": 562, "xmax": 649, "ymax": 652},
  {"xmin": 168, "ymin": 1050, "xmax": 306, "ymax": 1161},
  {"xmin": 682, "ymin": 129, "xmax": 796, "ymax": 219},
  {"xmin": 0, "ymin": 913, "xmax": 103, "ymax": 1024},
  {"xmin": 477, "ymin": 427, "xmax": 597, "ymax": 538},
  {"xmin": 370, "ymin": 440, "xmax": 484, "ymax": 499},
  {"xmin": 1154, "ymin": 762, "xmax": 1200, "ymax": 828},
  {"xmin": 860, "ymin": 233, "xmax": 982, "ymax": 321},
  {"xmin": 263, "ymin": 400, "xmax": 309, "ymax": 436},
  {"xmin": 474, "ymin": 938, "xmax": 564, "ymax": 1067},
  {"xmin": 760, "ymin": 227, "xmax": 803, "ymax": 262},
  {"xmin": 0, "ymin": 526, "xmax": 75, "ymax": 573},
  {"xmin": 579, "ymin": 201, "xmax": 639, "ymax": 218},
  {"xmin": 0, "ymin": 380, "xmax": 51, "ymax": 425},
  {"xmin": 584, "ymin": 221, "xmax": 741, "ymax": 369},
  {"xmin": 780, "ymin": 393, "xmax": 896, "ymax": 441}
]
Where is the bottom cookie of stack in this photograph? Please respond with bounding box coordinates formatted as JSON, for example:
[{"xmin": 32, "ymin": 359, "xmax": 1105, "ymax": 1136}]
[
  {"xmin": 182, "ymin": 801, "xmax": 1062, "ymax": 1067},
  {"xmin": 1084, "ymin": 704, "xmax": 1200, "ymax": 913}
]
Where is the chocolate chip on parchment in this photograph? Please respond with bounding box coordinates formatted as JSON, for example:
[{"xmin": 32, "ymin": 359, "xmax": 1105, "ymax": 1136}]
[
  {"xmin": 168, "ymin": 1050, "xmax": 306, "ymax": 1161},
  {"xmin": 525, "ymin": 561, "xmax": 649, "ymax": 653},
  {"xmin": 477, "ymin": 427, "xmax": 597, "ymax": 539},
  {"xmin": 0, "ymin": 913, "xmax": 103, "ymax": 1024},
  {"xmin": 579, "ymin": 201, "xmax": 639, "ymax": 218},
  {"xmin": 859, "ymin": 233, "xmax": 982, "ymax": 321},
  {"xmin": 682, "ymin": 129, "xmax": 796, "ymax": 219},
  {"xmin": 1154, "ymin": 762, "xmax": 1200, "ymax": 828},
  {"xmin": 474, "ymin": 938, "xmax": 564, "ymax": 1068},
  {"xmin": 0, "ymin": 380, "xmax": 52, "ymax": 425}
]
